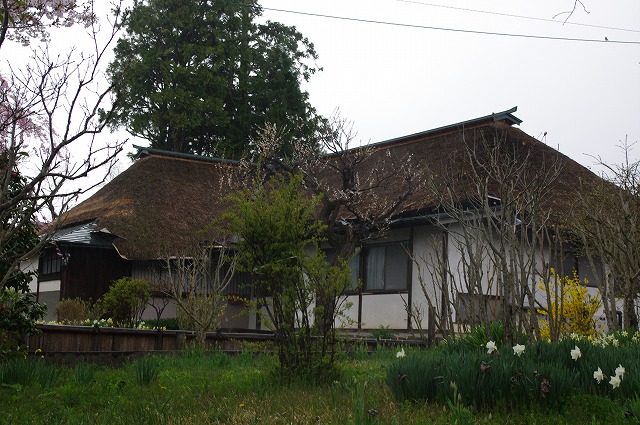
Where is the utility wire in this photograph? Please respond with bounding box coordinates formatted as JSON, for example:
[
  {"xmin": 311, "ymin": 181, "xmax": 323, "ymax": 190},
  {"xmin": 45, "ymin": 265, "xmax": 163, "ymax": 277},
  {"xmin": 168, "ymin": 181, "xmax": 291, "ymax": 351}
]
[
  {"xmin": 259, "ymin": 5, "xmax": 640, "ymax": 45},
  {"xmin": 395, "ymin": 0, "xmax": 640, "ymax": 34}
]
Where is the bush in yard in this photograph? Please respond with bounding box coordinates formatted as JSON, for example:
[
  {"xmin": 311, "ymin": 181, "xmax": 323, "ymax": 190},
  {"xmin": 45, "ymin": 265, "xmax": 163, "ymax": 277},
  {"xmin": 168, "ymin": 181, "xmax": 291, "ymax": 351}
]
[
  {"xmin": 0, "ymin": 286, "xmax": 46, "ymax": 359},
  {"xmin": 538, "ymin": 270, "xmax": 601, "ymax": 340},
  {"xmin": 225, "ymin": 170, "xmax": 352, "ymax": 378},
  {"xmin": 55, "ymin": 297, "xmax": 91, "ymax": 324},
  {"xmin": 95, "ymin": 278, "xmax": 150, "ymax": 327}
]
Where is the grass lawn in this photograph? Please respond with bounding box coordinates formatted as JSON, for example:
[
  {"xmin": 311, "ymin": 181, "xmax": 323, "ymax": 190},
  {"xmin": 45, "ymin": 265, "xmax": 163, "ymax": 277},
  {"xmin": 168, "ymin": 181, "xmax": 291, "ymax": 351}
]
[{"xmin": 0, "ymin": 347, "xmax": 632, "ymax": 424}]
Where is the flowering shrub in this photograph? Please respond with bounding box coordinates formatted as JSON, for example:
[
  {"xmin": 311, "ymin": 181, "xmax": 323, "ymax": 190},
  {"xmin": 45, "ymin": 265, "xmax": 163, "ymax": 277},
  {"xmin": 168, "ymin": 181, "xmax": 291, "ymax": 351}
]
[
  {"xmin": 41, "ymin": 317, "xmax": 156, "ymax": 330},
  {"xmin": 0, "ymin": 287, "xmax": 46, "ymax": 358},
  {"xmin": 538, "ymin": 270, "xmax": 601, "ymax": 340}
]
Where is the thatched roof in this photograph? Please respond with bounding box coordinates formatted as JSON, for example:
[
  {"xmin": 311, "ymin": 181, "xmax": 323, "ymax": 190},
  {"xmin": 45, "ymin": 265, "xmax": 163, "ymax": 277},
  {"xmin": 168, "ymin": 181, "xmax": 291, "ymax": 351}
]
[
  {"xmin": 58, "ymin": 151, "xmax": 251, "ymax": 260},
  {"xmin": 57, "ymin": 107, "xmax": 599, "ymax": 260},
  {"xmin": 309, "ymin": 107, "xmax": 599, "ymax": 226}
]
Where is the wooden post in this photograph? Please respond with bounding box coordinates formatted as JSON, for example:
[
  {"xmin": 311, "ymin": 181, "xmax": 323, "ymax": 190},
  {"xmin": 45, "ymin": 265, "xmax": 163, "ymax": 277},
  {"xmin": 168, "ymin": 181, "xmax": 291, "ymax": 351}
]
[
  {"xmin": 176, "ymin": 332, "xmax": 186, "ymax": 350},
  {"xmin": 427, "ymin": 306, "xmax": 435, "ymax": 347}
]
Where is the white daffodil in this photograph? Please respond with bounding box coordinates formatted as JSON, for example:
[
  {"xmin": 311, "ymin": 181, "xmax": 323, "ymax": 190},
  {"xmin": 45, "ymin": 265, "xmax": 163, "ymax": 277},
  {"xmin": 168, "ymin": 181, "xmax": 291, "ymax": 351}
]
[
  {"xmin": 486, "ymin": 340, "xmax": 497, "ymax": 354},
  {"xmin": 512, "ymin": 344, "xmax": 525, "ymax": 357},
  {"xmin": 570, "ymin": 346, "xmax": 581, "ymax": 361},
  {"xmin": 593, "ymin": 367, "xmax": 605, "ymax": 384},
  {"xmin": 610, "ymin": 375, "xmax": 621, "ymax": 389},
  {"xmin": 615, "ymin": 364, "xmax": 626, "ymax": 379},
  {"xmin": 396, "ymin": 348, "xmax": 406, "ymax": 359}
]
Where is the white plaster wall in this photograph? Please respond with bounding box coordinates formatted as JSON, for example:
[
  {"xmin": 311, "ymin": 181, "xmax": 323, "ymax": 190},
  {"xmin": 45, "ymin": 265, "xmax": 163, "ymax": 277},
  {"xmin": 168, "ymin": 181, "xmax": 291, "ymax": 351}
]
[
  {"xmin": 21, "ymin": 258, "xmax": 39, "ymax": 293},
  {"xmin": 34, "ymin": 279, "xmax": 61, "ymax": 322},
  {"xmin": 337, "ymin": 295, "xmax": 359, "ymax": 328},
  {"xmin": 410, "ymin": 225, "xmax": 443, "ymax": 330},
  {"xmin": 38, "ymin": 280, "xmax": 61, "ymax": 292},
  {"xmin": 360, "ymin": 293, "xmax": 407, "ymax": 329}
]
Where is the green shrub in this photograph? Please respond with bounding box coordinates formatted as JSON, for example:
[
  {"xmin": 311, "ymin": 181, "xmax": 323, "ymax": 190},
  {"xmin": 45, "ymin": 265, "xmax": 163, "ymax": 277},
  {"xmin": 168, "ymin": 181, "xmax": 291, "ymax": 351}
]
[
  {"xmin": 370, "ymin": 325, "xmax": 394, "ymax": 340},
  {"xmin": 55, "ymin": 297, "xmax": 91, "ymax": 324},
  {"xmin": 145, "ymin": 317, "xmax": 180, "ymax": 330},
  {"xmin": 95, "ymin": 277, "xmax": 150, "ymax": 327},
  {"xmin": 0, "ymin": 287, "xmax": 46, "ymax": 358}
]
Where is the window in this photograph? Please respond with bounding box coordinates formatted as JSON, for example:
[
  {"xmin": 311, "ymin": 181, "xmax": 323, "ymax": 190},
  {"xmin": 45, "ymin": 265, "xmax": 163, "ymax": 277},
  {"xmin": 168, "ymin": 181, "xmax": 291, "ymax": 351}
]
[
  {"xmin": 39, "ymin": 247, "xmax": 63, "ymax": 279},
  {"xmin": 350, "ymin": 242, "xmax": 409, "ymax": 292},
  {"xmin": 550, "ymin": 250, "xmax": 603, "ymax": 288}
]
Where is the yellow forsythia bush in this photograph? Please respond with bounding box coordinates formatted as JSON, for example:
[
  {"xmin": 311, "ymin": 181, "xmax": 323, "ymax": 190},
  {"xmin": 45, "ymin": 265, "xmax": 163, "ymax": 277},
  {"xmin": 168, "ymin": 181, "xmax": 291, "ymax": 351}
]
[{"xmin": 538, "ymin": 270, "xmax": 601, "ymax": 340}]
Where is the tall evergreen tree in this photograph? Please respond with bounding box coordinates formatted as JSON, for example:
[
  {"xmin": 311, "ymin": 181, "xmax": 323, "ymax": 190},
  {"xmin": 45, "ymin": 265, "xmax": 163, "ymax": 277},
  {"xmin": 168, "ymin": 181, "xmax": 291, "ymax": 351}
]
[{"xmin": 108, "ymin": 0, "xmax": 323, "ymax": 158}]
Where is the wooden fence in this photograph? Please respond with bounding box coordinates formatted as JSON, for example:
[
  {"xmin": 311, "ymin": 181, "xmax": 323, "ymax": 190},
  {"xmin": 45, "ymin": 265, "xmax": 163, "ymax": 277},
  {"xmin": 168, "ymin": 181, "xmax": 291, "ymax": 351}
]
[
  {"xmin": 25, "ymin": 324, "xmax": 426, "ymax": 363},
  {"xmin": 25, "ymin": 324, "xmax": 274, "ymax": 363}
]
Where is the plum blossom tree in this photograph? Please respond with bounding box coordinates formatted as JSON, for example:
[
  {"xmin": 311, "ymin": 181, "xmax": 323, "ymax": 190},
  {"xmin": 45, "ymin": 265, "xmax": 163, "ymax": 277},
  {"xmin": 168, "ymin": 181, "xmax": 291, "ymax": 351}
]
[
  {"xmin": 0, "ymin": 1, "xmax": 125, "ymax": 287},
  {"xmin": 0, "ymin": 0, "xmax": 96, "ymax": 49}
]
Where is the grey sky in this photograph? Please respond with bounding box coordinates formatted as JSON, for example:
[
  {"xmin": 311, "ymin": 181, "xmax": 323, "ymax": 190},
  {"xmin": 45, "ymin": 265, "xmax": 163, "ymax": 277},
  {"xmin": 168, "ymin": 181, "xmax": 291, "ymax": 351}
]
[
  {"xmin": 7, "ymin": 0, "xmax": 638, "ymax": 188},
  {"xmin": 258, "ymin": 0, "xmax": 640, "ymax": 173}
]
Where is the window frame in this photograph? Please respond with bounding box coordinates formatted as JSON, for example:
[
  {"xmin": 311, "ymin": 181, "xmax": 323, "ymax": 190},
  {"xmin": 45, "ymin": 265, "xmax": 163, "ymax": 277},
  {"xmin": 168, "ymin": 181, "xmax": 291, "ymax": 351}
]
[
  {"xmin": 38, "ymin": 246, "xmax": 63, "ymax": 280},
  {"xmin": 348, "ymin": 241, "xmax": 411, "ymax": 294}
]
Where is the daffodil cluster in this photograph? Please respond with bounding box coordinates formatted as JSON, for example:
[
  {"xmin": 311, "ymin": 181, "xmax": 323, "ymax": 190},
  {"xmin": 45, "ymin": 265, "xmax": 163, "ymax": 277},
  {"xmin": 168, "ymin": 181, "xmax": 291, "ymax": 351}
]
[{"xmin": 593, "ymin": 364, "xmax": 626, "ymax": 389}]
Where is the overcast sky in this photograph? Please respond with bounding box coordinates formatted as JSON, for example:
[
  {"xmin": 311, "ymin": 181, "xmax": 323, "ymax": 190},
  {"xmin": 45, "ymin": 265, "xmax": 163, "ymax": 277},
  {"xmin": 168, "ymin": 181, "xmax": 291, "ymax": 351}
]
[
  {"xmin": 257, "ymin": 0, "xmax": 640, "ymax": 173},
  {"xmin": 8, "ymin": 0, "xmax": 639, "ymax": 190}
]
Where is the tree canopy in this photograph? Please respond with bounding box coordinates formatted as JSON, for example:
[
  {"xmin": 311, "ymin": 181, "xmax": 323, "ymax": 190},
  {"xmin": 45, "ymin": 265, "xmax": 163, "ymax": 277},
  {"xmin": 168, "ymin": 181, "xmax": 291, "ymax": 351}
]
[{"xmin": 107, "ymin": 0, "xmax": 324, "ymax": 159}]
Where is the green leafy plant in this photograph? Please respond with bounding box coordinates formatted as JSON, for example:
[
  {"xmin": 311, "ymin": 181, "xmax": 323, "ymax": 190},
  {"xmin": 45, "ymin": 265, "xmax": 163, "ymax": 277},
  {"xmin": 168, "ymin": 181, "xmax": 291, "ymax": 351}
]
[
  {"xmin": 370, "ymin": 325, "xmax": 395, "ymax": 340},
  {"xmin": 0, "ymin": 287, "xmax": 46, "ymax": 359},
  {"xmin": 0, "ymin": 358, "xmax": 38, "ymax": 386},
  {"xmin": 145, "ymin": 317, "xmax": 180, "ymax": 330},
  {"xmin": 37, "ymin": 362, "xmax": 61, "ymax": 389},
  {"xmin": 225, "ymin": 170, "xmax": 352, "ymax": 377},
  {"xmin": 444, "ymin": 383, "xmax": 475, "ymax": 425},
  {"xmin": 95, "ymin": 277, "xmax": 150, "ymax": 327},
  {"xmin": 347, "ymin": 378, "xmax": 378, "ymax": 425},
  {"xmin": 386, "ymin": 350, "xmax": 443, "ymax": 403},
  {"xmin": 133, "ymin": 355, "xmax": 161, "ymax": 386},
  {"xmin": 441, "ymin": 321, "xmax": 527, "ymax": 354},
  {"xmin": 75, "ymin": 362, "xmax": 98, "ymax": 386}
]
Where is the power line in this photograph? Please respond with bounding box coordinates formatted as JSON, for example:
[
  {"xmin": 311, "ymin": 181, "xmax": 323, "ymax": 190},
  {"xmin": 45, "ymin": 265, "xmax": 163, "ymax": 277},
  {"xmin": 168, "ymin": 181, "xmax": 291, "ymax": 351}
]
[
  {"xmin": 259, "ymin": 5, "xmax": 640, "ymax": 45},
  {"xmin": 394, "ymin": 0, "xmax": 640, "ymax": 34}
]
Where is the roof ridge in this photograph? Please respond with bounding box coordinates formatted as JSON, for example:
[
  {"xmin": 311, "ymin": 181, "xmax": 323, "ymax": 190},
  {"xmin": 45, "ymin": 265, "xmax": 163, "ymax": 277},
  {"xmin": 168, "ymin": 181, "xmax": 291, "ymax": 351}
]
[
  {"xmin": 133, "ymin": 145, "xmax": 244, "ymax": 166},
  {"xmin": 365, "ymin": 106, "xmax": 522, "ymax": 150}
]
